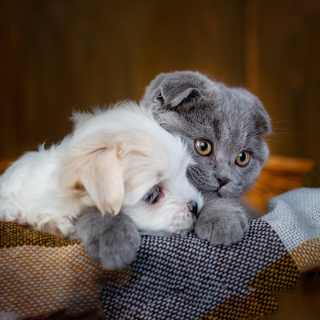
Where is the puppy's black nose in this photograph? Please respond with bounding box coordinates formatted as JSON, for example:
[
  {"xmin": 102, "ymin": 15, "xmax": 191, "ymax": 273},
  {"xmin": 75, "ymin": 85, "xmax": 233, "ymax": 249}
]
[
  {"xmin": 188, "ymin": 200, "xmax": 198, "ymax": 218},
  {"xmin": 217, "ymin": 176, "xmax": 230, "ymax": 188}
]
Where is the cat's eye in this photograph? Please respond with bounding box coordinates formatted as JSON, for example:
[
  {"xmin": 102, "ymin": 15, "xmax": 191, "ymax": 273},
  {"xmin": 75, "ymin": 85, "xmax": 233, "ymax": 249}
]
[
  {"xmin": 195, "ymin": 140, "xmax": 212, "ymax": 156},
  {"xmin": 236, "ymin": 151, "xmax": 250, "ymax": 166},
  {"xmin": 144, "ymin": 186, "xmax": 161, "ymax": 204}
]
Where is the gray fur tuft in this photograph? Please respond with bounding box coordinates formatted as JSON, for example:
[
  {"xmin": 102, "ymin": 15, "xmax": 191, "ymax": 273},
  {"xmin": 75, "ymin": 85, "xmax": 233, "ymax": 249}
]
[{"xmin": 72, "ymin": 207, "xmax": 141, "ymax": 270}]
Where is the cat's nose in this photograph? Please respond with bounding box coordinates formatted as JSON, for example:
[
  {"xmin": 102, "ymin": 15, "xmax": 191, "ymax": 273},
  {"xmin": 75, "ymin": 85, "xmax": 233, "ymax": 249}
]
[
  {"xmin": 187, "ymin": 200, "xmax": 198, "ymax": 218},
  {"xmin": 217, "ymin": 176, "xmax": 230, "ymax": 188}
]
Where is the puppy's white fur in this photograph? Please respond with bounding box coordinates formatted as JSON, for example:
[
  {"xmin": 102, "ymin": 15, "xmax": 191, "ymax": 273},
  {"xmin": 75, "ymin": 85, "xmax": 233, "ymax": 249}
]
[{"xmin": 0, "ymin": 102, "xmax": 203, "ymax": 238}]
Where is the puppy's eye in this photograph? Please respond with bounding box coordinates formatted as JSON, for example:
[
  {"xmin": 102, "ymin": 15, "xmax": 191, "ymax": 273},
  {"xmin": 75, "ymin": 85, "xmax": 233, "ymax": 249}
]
[
  {"xmin": 195, "ymin": 140, "xmax": 212, "ymax": 156},
  {"xmin": 236, "ymin": 151, "xmax": 250, "ymax": 166},
  {"xmin": 144, "ymin": 186, "xmax": 161, "ymax": 204}
]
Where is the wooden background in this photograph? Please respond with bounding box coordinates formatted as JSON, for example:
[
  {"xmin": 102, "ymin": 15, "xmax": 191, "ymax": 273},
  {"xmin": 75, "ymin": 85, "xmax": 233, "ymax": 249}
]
[{"xmin": 0, "ymin": 0, "xmax": 320, "ymax": 160}]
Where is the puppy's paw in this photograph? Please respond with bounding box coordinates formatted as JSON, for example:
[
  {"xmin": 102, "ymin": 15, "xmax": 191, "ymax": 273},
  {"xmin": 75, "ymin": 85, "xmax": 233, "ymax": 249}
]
[
  {"xmin": 41, "ymin": 217, "xmax": 74, "ymax": 238},
  {"xmin": 0, "ymin": 206, "xmax": 28, "ymax": 225},
  {"xmin": 194, "ymin": 199, "xmax": 248, "ymax": 246},
  {"xmin": 72, "ymin": 207, "xmax": 141, "ymax": 270}
]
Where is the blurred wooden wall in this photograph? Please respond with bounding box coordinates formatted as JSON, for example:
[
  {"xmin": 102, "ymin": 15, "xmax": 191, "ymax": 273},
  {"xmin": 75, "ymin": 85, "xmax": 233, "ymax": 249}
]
[{"xmin": 0, "ymin": 0, "xmax": 320, "ymax": 159}]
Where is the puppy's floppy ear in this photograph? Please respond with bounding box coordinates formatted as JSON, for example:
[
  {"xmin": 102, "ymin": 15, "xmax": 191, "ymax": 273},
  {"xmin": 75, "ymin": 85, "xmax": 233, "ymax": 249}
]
[{"xmin": 59, "ymin": 144, "xmax": 124, "ymax": 216}]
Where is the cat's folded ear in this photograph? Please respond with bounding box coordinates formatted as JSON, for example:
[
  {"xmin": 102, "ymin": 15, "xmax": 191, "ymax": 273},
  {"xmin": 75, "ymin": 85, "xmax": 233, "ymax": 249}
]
[
  {"xmin": 233, "ymin": 87, "xmax": 273, "ymax": 136},
  {"xmin": 58, "ymin": 141, "xmax": 124, "ymax": 217},
  {"xmin": 155, "ymin": 86, "xmax": 201, "ymax": 108},
  {"xmin": 142, "ymin": 72, "xmax": 202, "ymax": 109},
  {"xmin": 252, "ymin": 97, "xmax": 273, "ymax": 136}
]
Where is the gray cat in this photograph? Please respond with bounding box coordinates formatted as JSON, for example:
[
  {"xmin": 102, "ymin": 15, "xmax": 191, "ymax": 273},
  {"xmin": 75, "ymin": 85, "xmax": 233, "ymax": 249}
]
[{"xmin": 72, "ymin": 71, "xmax": 271, "ymax": 270}]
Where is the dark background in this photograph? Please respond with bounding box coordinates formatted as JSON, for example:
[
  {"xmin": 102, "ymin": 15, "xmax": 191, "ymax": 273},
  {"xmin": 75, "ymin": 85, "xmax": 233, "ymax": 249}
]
[
  {"xmin": 1, "ymin": 0, "xmax": 320, "ymax": 160},
  {"xmin": 1, "ymin": 2, "xmax": 320, "ymax": 319}
]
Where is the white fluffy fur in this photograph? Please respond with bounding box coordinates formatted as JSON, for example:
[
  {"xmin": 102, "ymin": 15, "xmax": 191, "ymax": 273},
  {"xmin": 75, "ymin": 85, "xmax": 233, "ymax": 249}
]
[{"xmin": 0, "ymin": 102, "xmax": 203, "ymax": 238}]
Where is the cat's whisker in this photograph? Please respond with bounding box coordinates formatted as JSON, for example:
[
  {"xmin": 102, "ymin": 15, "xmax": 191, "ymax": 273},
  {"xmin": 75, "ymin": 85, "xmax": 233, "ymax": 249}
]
[
  {"xmin": 271, "ymin": 119, "xmax": 292, "ymax": 124},
  {"xmin": 272, "ymin": 130, "xmax": 309, "ymax": 136},
  {"xmin": 243, "ymin": 194, "xmax": 263, "ymax": 214},
  {"xmin": 248, "ymin": 188, "xmax": 272, "ymax": 204},
  {"xmin": 252, "ymin": 184, "xmax": 274, "ymax": 198},
  {"xmin": 265, "ymin": 138, "xmax": 298, "ymax": 146},
  {"xmin": 272, "ymin": 129, "xmax": 295, "ymax": 134}
]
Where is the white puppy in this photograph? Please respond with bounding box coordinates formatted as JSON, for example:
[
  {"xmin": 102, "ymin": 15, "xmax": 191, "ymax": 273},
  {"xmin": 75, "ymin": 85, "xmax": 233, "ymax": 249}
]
[{"xmin": 0, "ymin": 101, "xmax": 203, "ymax": 239}]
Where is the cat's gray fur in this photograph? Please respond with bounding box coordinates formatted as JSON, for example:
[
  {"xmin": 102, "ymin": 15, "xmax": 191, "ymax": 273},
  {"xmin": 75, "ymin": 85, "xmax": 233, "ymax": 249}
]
[
  {"xmin": 72, "ymin": 71, "xmax": 271, "ymax": 269},
  {"xmin": 72, "ymin": 207, "xmax": 140, "ymax": 270}
]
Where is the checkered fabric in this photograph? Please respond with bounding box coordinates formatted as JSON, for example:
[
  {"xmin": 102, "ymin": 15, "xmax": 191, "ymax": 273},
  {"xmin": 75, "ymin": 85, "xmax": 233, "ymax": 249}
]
[
  {"xmin": 0, "ymin": 222, "xmax": 104, "ymax": 319},
  {"xmin": 262, "ymin": 187, "xmax": 320, "ymax": 273},
  {"xmin": 101, "ymin": 220, "xmax": 299, "ymax": 320}
]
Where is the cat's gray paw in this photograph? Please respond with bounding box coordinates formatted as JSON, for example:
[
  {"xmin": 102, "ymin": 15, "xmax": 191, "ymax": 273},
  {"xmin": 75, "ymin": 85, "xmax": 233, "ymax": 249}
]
[
  {"xmin": 194, "ymin": 199, "xmax": 248, "ymax": 246},
  {"xmin": 72, "ymin": 207, "xmax": 141, "ymax": 270}
]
